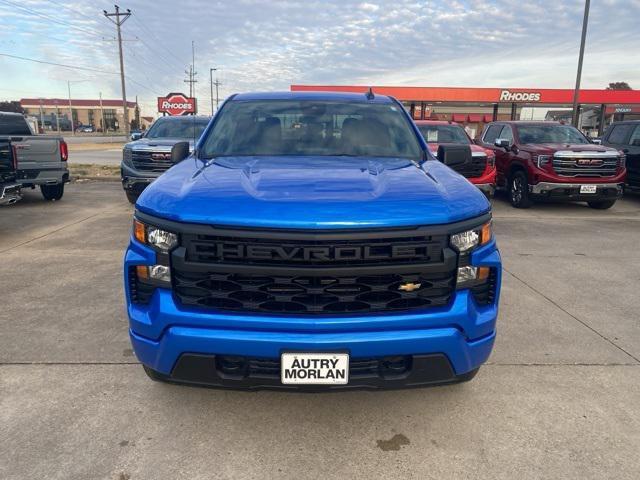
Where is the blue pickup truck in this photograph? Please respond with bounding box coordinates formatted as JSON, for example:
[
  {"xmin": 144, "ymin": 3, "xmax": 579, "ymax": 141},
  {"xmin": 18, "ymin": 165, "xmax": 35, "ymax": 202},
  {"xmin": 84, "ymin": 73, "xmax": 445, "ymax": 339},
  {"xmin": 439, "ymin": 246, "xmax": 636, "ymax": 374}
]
[{"xmin": 124, "ymin": 91, "xmax": 501, "ymax": 390}]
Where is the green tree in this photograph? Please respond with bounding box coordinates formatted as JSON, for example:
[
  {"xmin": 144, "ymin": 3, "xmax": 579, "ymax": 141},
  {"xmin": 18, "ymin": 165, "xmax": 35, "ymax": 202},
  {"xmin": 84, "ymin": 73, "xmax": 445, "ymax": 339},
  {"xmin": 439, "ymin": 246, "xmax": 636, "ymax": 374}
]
[{"xmin": 606, "ymin": 82, "xmax": 632, "ymax": 90}]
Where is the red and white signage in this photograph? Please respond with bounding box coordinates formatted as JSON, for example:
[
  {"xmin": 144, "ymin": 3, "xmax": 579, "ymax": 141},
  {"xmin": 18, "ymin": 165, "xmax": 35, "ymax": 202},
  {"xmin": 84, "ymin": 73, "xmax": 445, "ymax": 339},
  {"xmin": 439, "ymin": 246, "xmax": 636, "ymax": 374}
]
[{"xmin": 157, "ymin": 93, "xmax": 196, "ymax": 116}]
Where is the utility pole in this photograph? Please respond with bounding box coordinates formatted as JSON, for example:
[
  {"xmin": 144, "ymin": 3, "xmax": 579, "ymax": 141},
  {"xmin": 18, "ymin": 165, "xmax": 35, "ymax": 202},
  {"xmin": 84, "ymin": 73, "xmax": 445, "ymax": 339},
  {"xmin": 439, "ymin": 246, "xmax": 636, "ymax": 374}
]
[
  {"xmin": 104, "ymin": 5, "xmax": 132, "ymax": 135},
  {"xmin": 99, "ymin": 92, "xmax": 105, "ymax": 134},
  {"xmin": 67, "ymin": 81, "xmax": 74, "ymax": 136},
  {"xmin": 209, "ymin": 68, "xmax": 222, "ymax": 114},
  {"xmin": 572, "ymin": 0, "xmax": 590, "ymax": 128}
]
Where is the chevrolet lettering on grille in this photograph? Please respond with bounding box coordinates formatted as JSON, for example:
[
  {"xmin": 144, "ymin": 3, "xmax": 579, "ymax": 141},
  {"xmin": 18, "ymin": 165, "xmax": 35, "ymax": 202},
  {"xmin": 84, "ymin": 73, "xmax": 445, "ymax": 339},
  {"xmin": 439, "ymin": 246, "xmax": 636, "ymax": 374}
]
[{"xmin": 213, "ymin": 243, "xmax": 437, "ymax": 262}]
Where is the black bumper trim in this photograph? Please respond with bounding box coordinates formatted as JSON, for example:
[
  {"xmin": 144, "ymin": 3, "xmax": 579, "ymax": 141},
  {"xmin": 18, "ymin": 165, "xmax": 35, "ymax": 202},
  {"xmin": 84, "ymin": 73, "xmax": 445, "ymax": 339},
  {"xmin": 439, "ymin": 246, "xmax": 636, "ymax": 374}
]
[{"xmin": 146, "ymin": 353, "xmax": 478, "ymax": 391}]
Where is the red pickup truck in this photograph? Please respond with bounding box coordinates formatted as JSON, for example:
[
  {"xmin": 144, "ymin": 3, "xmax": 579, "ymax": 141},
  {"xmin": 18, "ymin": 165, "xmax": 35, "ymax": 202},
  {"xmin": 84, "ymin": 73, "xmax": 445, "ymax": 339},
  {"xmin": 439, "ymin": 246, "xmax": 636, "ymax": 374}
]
[
  {"xmin": 478, "ymin": 121, "xmax": 626, "ymax": 209},
  {"xmin": 415, "ymin": 120, "xmax": 496, "ymax": 196}
]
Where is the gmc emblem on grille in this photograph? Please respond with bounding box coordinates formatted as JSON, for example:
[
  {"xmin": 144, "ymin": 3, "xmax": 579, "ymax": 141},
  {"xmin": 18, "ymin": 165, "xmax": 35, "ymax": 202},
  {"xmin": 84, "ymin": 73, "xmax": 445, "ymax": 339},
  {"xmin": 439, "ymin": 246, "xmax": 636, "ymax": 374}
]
[
  {"xmin": 576, "ymin": 159, "xmax": 603, "ymax": 166},
  {"xmin": 213, "ymin": 243, "xmax": 436, "ymax": 262},
  {"xmin": 151, "ymin": 152, "xmax": 171, "ymax": 161}
]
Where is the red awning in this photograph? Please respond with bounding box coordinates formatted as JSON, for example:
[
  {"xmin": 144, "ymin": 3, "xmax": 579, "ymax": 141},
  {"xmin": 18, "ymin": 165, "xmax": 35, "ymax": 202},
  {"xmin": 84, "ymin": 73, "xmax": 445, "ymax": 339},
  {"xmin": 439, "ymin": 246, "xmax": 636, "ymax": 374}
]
[
  {"xmin": 483, "ymin": 114, "xmax": 494, "ymax": 122},
  {"xmin": 452, "ymin": 113, "xmax": 466, "ymax": 122},
  {"xmin": 467, "ymin": 114, "xmax": 483, "ymax": 122}
]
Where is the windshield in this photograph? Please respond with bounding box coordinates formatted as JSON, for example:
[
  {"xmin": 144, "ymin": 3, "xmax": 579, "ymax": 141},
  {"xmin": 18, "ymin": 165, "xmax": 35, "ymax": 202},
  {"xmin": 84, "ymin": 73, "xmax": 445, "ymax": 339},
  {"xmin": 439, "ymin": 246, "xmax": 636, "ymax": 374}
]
[
  {"xmin": 146, "ymin": 117, "xmax": 209, "ymax": 139},
  {"xmin": 518, "ymin": 125, "xmax": 589, "ymax": 144},
  {"xmin": 200, "ymin": 100, "xmax": 423, "ymax": 159},
  {"xmin": 417, "ymin": 124, "xmax": 470, "ymax": 144}
]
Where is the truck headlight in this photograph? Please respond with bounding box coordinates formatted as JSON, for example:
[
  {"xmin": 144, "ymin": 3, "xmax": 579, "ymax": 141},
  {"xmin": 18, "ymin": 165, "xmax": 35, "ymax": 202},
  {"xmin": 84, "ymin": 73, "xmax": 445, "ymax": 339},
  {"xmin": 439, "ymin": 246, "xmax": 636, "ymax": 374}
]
[
  {"xmin": 451, "ymin": 222, "xmax": 493, "ymax": 292},
  {"xmin": 450, "ymin": 222, "xmax": 491, "ymax": 253},
  {"xmin": 535, "ymin": 155, "xmax": 551, "ymax": 168},
  {"xmin": 123, "ymin": 148, "xmax": 132, "ymax": 164},
  {"xmin": 133, "ymin": 218, "xmax": 178, "ymax": 252}
]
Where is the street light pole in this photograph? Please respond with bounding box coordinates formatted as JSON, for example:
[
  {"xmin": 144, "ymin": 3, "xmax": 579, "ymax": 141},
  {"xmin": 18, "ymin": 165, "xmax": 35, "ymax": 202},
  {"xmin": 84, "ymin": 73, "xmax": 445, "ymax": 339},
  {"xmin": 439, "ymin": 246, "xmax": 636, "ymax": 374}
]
[
  {"xmin": 67, "ymin": 81, "xmax": 74, "ymax": 136},
  {"xmin": 210, "ymin": 67, "xmax": 217, "ymax": 115},
  {"xmin": 572, "ymin": 0, "xmax": 590, "ymax": 128}
]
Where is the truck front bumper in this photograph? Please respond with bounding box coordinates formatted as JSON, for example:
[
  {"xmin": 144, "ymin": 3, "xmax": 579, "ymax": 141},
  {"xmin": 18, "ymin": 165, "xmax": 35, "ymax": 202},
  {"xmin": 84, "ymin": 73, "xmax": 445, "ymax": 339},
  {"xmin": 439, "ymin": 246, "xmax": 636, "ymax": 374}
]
[
  {"xmin": 529, "ymin": 182, "xmax": 623, "ymax": 200},
  {"xmin": 121, "ymin": 162, "xmax": 161, "ymax": 195}
]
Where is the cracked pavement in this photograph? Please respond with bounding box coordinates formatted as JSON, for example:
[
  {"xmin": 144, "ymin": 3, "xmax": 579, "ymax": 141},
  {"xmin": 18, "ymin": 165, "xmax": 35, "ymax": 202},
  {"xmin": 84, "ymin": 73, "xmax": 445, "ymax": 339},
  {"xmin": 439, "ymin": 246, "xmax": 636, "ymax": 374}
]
[{"xmin": 1, "ymin": 183, "xmax": 639, "ymax": 479}]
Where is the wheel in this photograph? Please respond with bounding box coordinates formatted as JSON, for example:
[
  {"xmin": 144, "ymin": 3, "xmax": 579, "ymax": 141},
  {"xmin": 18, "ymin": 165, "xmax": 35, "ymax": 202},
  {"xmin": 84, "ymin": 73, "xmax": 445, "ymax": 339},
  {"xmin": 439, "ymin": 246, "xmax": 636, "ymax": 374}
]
[
  {"xmin": 587, "ymin": 199, "xmax": 616, "ymax": 210},
  {"xmin": 508, "ymin": 171, "xmax": 532, "ymax": 208},
  {"xmin": 142, "ymin": 365, "xmax": 169, "ymax": 382},
  {"xmin": 125, "ymin": 191, "xmax": 139, "ymax": 204},
  {"xmin": 40, "ymin": 183, "xmax": 64, "ymax": 201}
]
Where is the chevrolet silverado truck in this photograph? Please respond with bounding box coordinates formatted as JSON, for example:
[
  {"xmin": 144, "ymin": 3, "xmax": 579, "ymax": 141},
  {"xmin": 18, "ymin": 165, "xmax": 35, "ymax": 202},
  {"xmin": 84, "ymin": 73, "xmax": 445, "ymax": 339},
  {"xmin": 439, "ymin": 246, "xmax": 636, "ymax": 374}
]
[
  {"xmin": 0, "ymin": 112, "xmax": 69, "ymax": 201},
  {"xmin": 124, "ymin": 91, "xmax": 501, "ymax": 390},
  {"xmin": 121, "ymin": 115, "xmax": 210, "ymax": 203},
  {"xmin": 600, "ymin": 120, "xmax": 640, "ymax": 191},
  {"xmin": 0, "ymin": 138, "xmax": 21, "ymax": 205},
  {"xmin": 415, "ymin": 120, "xmax": 496, "ymax": 196},
  {"xmin": 478, "ymin": 121, "xmax": 626, "ymax": 209}
]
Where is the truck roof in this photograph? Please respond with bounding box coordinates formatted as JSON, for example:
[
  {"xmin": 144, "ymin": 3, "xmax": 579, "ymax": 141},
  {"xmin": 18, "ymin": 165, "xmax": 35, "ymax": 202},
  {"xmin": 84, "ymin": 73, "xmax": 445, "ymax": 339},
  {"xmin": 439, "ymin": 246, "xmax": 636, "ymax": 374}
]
[{"xmin": 232, "ymin": 91, "xmax": 395, "ymax": 104}]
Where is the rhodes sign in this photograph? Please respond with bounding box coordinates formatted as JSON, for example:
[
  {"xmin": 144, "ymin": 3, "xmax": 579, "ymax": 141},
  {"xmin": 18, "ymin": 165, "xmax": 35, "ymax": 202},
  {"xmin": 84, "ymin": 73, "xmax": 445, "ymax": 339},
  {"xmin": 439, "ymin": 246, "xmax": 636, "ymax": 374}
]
[{"xmin": 157, "ymin": 93, "xmax": 197, "ymax": 116}]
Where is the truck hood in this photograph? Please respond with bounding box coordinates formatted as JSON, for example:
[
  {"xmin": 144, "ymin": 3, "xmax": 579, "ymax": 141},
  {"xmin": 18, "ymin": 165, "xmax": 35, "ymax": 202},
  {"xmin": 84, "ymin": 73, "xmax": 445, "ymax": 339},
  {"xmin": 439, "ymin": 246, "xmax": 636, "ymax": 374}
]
[
  {"xmin": 521, "ymin": 143, "xmax": 619, "ymax": 154},
  {"xmin": 136, "ymin": 156, "xmax": 490, "ymax": 229},
  {"xmin": 427, "ymin": 143, "xmax": 487, "ymax": 154}
]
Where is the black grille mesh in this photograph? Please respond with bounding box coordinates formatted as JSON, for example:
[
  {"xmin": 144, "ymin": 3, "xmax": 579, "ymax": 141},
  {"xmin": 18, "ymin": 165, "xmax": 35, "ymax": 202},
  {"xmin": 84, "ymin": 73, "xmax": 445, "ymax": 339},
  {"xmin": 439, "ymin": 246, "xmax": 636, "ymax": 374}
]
[
  {"xmin": 131, "ymin": 151, "xmax": 173, "ymax": 173},
  {"xmin": 173, "ymin": 270, "xmax": 455, "ymax": 314},
  {"xmin": 450, "ymin": 155, "xmax": 486, "ymax": 178}
]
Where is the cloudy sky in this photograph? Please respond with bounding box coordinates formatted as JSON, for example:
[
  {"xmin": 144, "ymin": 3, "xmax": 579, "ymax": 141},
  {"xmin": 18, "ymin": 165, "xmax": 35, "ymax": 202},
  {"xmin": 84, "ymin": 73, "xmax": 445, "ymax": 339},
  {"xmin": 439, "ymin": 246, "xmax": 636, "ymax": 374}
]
[{"xmin": 0, "ymin": 0, "xmax": 638, "ymax": 116}]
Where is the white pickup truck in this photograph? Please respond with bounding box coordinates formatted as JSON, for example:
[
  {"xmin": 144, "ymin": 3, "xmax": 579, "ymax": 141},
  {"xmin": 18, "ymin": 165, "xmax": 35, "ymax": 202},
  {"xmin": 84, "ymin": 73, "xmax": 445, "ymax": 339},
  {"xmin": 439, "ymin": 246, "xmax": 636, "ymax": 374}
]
[{"xmin": 0, "ymin": 112, "xmax": 69, "ymax": 200}]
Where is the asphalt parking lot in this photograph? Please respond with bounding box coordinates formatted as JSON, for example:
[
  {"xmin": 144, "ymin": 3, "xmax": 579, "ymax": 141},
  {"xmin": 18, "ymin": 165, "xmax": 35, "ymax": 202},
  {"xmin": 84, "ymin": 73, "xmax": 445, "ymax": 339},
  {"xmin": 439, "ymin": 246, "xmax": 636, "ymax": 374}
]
[{"xmin": 1, "ymin": 182, "xmax": 639, "ymax": 480}]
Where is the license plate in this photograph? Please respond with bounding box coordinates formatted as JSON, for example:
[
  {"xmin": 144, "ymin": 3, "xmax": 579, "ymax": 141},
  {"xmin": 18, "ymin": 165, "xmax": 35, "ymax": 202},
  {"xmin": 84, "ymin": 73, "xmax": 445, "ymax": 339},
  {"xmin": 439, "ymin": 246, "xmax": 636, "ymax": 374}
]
[
  {"xmin": 281, "ymin": 353, "xmax": 349, "ymax": 385},
  {"xmin": 580, "ymin": 185, "xmax": 597, "ymax": 194}
]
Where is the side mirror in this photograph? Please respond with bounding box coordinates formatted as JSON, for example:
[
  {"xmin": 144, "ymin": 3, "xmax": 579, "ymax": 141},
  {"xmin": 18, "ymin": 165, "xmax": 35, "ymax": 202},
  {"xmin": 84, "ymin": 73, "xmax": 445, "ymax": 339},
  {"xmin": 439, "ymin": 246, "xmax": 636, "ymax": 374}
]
[
  {"xmin": 171, "ymin": 141, "xmax": 190, "ymax": 163},
  {"xmin": 130, "ymin": 132, "xmax": 142, "ymax": 141},
  {"xmin": 591, "ymin": 138, "xmax": 602, "ymax": 145},
  {"xmin": 436, "ymin": 144, "xmax": 471, "ymax": 167},
  {"xmin": 494, "ymin": 138, "xmax": 511, "ymax": 149}
]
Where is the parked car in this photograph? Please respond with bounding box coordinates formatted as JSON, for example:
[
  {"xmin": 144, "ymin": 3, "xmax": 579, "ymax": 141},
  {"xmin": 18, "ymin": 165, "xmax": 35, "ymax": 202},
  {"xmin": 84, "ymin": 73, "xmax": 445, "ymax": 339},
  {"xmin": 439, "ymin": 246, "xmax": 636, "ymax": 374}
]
[
  {"xmin": 76, "ymin": 125, "xmax": 95, "ymax": 133},
  {"xmin": 478, "ymin": 121, "xmax": 626, "ymax": 209},
  {"xmin": 0, "ymin": 112, "xmax": 69, "ymax": 201},
  {"xmin": 0, "ymin": 138, "xmax": 21, "ymax": 205},
  {"xmin": 600, "ymin": 120, "xmax": 640, "ymax": 191},
  {"xmin": 415, "ymin": 120, "xmax": 496, "ymax": 196},
  {"xmin": 124, "ymin": 91, "xmax": 501, "ymax": 390},
  {"xmin": 120, "ymin": 115, "xmax": 210, "ymax": 204}
]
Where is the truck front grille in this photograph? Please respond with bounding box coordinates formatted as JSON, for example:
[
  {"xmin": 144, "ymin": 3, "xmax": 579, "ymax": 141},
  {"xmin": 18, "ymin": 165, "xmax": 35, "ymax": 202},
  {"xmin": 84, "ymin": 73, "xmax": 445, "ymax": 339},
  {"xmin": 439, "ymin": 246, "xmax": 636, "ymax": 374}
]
[
  {"xmin": 552, "ymin": 153, "xmax": 618, "ymax": 177},
  {"xmin": 131, "ymin": 150, "xmax": 174, "ymax": 173},
  {"xmin": 450, "ymin": 153, "xmax": 486, "ymax": 178},
  {"xmin": 170, "ymin": 225, "xmax": 458, "ymax": 315},
  {"xmin": 173, "ymin": 269, "xmax": 455, "ymax": 314}
]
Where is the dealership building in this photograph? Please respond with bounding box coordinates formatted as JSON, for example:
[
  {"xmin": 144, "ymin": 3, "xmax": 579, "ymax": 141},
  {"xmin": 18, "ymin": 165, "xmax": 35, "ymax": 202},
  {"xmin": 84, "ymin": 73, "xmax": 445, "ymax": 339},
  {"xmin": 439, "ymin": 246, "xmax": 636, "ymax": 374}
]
[
  {"xmin": 291, "ymin": 85, "xmax": 640, "ymax": 138},
  {"xmin": 19, "ymin": 98, "xmax": 146, "ymax": 132}
]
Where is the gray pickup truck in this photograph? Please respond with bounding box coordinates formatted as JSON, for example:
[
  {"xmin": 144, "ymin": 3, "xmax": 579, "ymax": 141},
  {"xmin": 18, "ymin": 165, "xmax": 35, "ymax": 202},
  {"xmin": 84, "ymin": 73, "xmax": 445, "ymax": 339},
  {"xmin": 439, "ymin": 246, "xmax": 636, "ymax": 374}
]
[
  {"xmin": 0, "ymin": 112, "xmax": 69, "ymax": 201},
  {"xmin": 121, "ymin": 115, "xmax": 210, "ymax": 203}
]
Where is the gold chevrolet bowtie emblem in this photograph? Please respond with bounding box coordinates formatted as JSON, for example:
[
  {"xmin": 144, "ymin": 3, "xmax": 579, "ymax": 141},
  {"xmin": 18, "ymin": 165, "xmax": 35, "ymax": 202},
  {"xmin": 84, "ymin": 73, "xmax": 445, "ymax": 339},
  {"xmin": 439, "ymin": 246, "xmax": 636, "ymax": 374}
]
[{"xmin": 398, "ymin": 282, "xmax": 421, "ymax": 292}]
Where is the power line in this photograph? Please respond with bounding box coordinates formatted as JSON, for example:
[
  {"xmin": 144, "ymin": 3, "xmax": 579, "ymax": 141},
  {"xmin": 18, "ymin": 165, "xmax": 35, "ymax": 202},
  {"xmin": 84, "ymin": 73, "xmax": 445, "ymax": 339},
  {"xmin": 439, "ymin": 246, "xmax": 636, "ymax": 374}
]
[
  {"xmin": 0, "ymin": 52, "xmax": 118, "ymax": 74},
  {"xmin": 0, "ymin": 0, "xmax": 112, "ymax": 40},
  {"xmin": 131, "ymin": 15, "xmax": 186, "ymax": 68},
  {"xmin": 0, "ymin": 52, "xmax": 163, "ymax": 97}
]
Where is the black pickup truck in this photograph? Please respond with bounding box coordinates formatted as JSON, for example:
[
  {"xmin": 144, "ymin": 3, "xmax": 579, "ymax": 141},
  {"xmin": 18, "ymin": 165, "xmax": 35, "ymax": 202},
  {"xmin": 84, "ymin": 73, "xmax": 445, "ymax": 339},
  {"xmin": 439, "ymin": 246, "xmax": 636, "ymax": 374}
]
[
  {"xmin": 0, "ymin": 139, "xmax": 21, "ymax": 205},
  {"xmin": 601, "ymin": 120, "xmax": 640, "ymax": 191}
]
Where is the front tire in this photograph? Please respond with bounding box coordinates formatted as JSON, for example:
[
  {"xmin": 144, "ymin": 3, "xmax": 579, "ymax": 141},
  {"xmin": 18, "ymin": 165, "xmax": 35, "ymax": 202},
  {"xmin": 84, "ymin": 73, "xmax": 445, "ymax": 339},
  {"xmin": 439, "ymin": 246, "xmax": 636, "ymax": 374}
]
[
  {"xmin": 40, "ymin": 183, "xmax": 64, "ymax": 201},
  {"xmin": 125, "ymin": 191, "xmax": 139, "ymax": 205},
  {"xmin": 587, "ymin": 199, "xmax": 616, "ymax": 210},
  {"xmin": 508, "ymin": 171, "xmax": 532, "ymax": 208}
]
